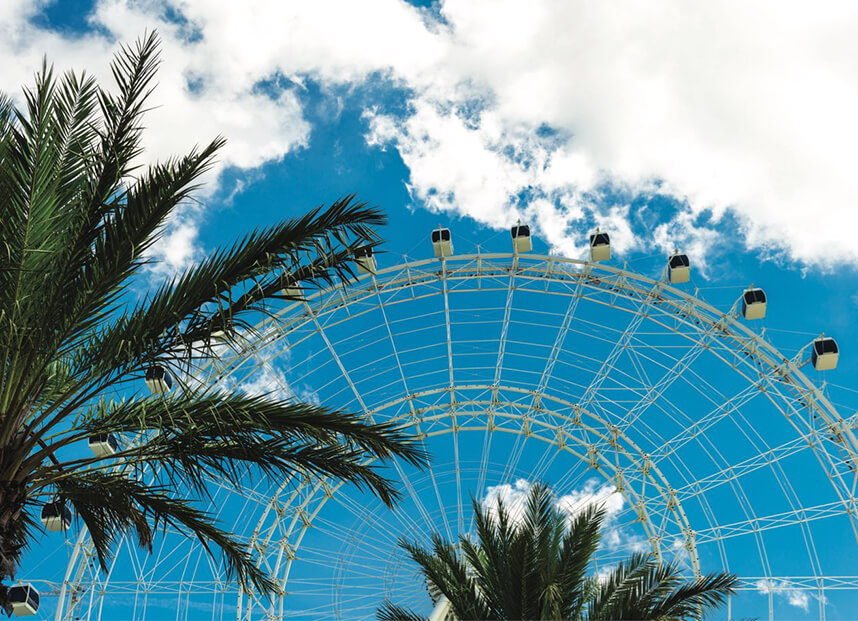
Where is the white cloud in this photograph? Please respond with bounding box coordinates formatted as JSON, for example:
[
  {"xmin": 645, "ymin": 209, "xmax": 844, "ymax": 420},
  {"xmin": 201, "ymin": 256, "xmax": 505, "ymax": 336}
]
[
  {"xmin": 482, "ymin": 478, "xmax": 644, "ymax": 552},
  {"xmin": 754, "ymin": 579, "xmax": 813, "ymax": 612},
  {"xmin": 5, "ymin": 1, "xmax": 858, "ymax": 269},
  {"xmin": 144, "ymin": 204, "xmax": 203, "ymax": 278},
  {"xmin": 240, "ymin": 364, "xmax": 295, "ymax": 401},
  {"xmin": 0, "ymin": 1, "xmax": 314, "ymax": 278},
  {"xmin": 366, "ymin": 0, "xmax": 858, "ymax": 268},
  {"xmin": 553, "ymin": 479, "xmax": 625, "ymax": 523}
]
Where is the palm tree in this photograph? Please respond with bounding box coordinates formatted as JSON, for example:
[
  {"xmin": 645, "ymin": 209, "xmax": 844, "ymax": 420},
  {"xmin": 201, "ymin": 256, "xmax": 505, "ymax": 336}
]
[
  {"xmin": 378, "ymin": 483, "xmax": 736, "ymax": 620},
  {"xmin": 0, "ymin": 32, "xmax": 428, "ymax": 611}
]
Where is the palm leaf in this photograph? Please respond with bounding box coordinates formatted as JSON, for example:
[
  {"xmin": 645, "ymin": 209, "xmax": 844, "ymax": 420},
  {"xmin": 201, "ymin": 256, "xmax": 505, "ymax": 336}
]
[
  {"xmin": 647, "ymin": 571, "xmax": 737, "ymax": 619},
  {"xmin": 54, "ymin": 470, "xmax": 276, "ymax": 594},
  {"xmin": 376, "ymin": 601, "xmax": 428, "ymax": 621},
  {"xmin": 0, "ymin": 31, "xmax": 426, "ymax": 606},
  {"xmin": 383, "ymin": 482, "xmax": 736, "ymax": 621},
  {"xmin": 32, "ymin": 392, "xmax": 427, "ymax": 506},
  {"xmin": 401, "ymin": 535, "xmax": 496, "ymax": 620},
  {"xmin": 557, "ymin": 504, "xmax": 604, "ymax": 619}
]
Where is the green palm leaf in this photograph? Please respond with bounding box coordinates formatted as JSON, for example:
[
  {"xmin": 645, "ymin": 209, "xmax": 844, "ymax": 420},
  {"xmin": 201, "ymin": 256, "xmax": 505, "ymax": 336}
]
[
  {"xmin": 379, "ymin": 483, "xmax": 736, "ymax": 621},
  {"xmin": 54, "ymin": 471, "xmax": 276, "ymax": 593},
  {"xmin": 376, "ymin": 601, "xmax": 428, "ymax": 621},
  {"xmin": 0, "ymin": 31, "xmax": 428, "ymax": 606}
]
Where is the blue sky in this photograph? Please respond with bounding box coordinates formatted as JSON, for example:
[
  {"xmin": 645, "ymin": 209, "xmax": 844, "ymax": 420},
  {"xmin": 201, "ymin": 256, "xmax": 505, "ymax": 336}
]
[{"xmin": 8, "ymin": 1, "xmax": 858, "ymax": 619}]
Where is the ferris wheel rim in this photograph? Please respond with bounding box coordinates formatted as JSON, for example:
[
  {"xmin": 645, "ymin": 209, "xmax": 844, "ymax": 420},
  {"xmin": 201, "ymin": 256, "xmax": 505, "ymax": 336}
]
[{"xmin": 57, "ymin": 251, "xmax": 858, "ymax": 620}]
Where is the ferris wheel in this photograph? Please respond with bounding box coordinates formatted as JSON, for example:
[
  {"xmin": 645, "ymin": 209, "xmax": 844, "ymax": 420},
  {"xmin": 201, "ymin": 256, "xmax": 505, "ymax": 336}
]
[{"xmin": 24, "ymin": 226, "xmax": 858, "ymax": 620}]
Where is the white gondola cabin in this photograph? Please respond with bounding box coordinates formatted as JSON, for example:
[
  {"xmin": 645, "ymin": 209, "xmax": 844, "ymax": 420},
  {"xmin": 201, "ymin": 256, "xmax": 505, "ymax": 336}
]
[
  {"xmin": 431, "ymin": 228, "xmax": 453, "ymax": 258},
  {"xmin": 812, "ymin": 337, "xmax": 839, "ymax": 371},
  {"xmin": 88, "ymin": 433, "xmax": 119, "ymax": 458},
  {"xmin": 145, "ymin": 365, "xmax": 172, "ymax": 395},
  {"xmin": 510, "ymin": 223, "xmax": 532, "ymax": 253},
  {"xmin": 741, "ymin": 287, "xmax": 767, "ymax": 320},
  {"xmin": 589, "ymin": 230, "xmax": 610, "ymax": 262},
  {"xmin": 9, "ymin": 584, "xmax": 39, "ymax": 616},
  {"xmin": 281, "ymin": 282, "xmax": 303, "ymax": 300},
  {"xmin": 668, "ymin": 253, "xmax": 690, "ymax": 284},
  {"xmin": 354, "ymin": 246, "xmax": 376, "ymax": 274},
  {"xmin": 41, "ymin": 500, "xmax": 71, "ymax": 532}
]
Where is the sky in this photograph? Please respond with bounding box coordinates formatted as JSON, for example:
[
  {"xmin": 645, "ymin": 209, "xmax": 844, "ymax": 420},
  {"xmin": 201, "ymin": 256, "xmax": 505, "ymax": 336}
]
[{"xmin": 7, "ymin": 1, "xmax": 858, "ymax": 619}]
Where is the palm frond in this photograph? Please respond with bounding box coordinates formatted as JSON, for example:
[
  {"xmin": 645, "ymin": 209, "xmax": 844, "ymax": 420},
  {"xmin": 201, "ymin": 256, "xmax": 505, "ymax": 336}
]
[
  {"xmin": 648, "ymin": 571, "xmax": 738, "ymax": 619},
  {"xmin": 1, "ymin": 69, "xmax": 100, "ymax": 408},
  {"xmin": 32, "ymin": 392, "xmax": 427, "ymax": 507},
  {"xmin": 59, "ymin": 137, "xmax": 225, "ymax": 359},
  {"xmin": 401, "ymin": 535, "xmax": 496, "ymax": 620},
  {"xmin": 54, "ymin": 470, "xmax": 277, "ymax": 594},
  {"xmin": 376, "ymin": 601, "xmax": 427, "ymax": 621},
  {"xmin": 44, "ymin": 196, "xmax": 382, "ymax": 427},
  {"xmin": 0, "ymin": 30, "xmax": 426, "ymax": 607},
  {"xmin": 557, "ymin": 504, "xmax": 604, "ymax": 619},
  {"xmin": 18, "ymin": 138, "xmax": 225, "ymax": 440},
  {"xmin": 0, "ymin": 32, "xmax": 181, "ymax": 427}
]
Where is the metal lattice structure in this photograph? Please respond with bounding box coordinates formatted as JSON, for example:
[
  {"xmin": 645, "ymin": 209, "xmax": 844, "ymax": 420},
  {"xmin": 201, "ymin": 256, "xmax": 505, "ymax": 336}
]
[{"xmin": 30, "ymin": 252, "xmax": 858, "ymax": 620}]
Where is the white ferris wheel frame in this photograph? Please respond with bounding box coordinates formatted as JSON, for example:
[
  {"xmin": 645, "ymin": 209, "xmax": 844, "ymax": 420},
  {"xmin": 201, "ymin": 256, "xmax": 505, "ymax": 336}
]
[{"xmin": 52, "ymin": 252, "xmax": 858, "ymax": 621}]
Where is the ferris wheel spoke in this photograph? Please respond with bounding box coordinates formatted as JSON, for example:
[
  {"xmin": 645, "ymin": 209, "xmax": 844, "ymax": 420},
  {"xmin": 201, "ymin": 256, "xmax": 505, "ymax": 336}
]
[
  {"xmin": 529, "ymin": 279, "xmax": 585, "ymax": 413},
  {"xmin": 693, "ymin": 500, "xmax": 856, "ymax": 545},
  {"xmin": 309, "ymin": 508, "xmax": 419, "ymax": 558},
  {"xmin": 649, "ymin": 434, "xmax": 818, "ymax": 508},
  {"xmin": 371, "ymin": 275, "xmax": 455, "ymax": 543},
  {"xmin": 474, "ymin": 263, "xmax": 519, "ymax": 508},
  {"xmin": 607, "ymin": 321, "xmax": 718, "ymax": 432},
  {"xmin": 545, "ymin": 288, "xmax": 700, "ymax": 487},
  {"xmin": 321, "ymin": 483, "xmax": 432, "ymax": 547},
  {"xmin": 643, "ymin": 367, "xmax": 799, "ymax": 468},
  {"xmin": 301, "ymin": 300, "xmax": 440, "ymax": 538},
  {"xmin": 577, "ymin": 285, "xmax": 656, "ymax": 414},
  {"xmin": 736, "ymin": 575, "xmax": 858, "ymax": 591},
  {"xmin": 292, "ymin": 548, "xmax": 397, "ymax": 577},
  {"xmin": 507, "ymin": 278, "xmax": 587, "ymax": 487},
  {"xmin": 440, "ymin": 261, "xmax": 466, "ymax": 537},
  {"xmin": 492, "ymin": 257, "xmax": 517, "ymax": 394},
  {"xmin": 470, "ymin": 426, "xmax": 494, "ymax": 533}
]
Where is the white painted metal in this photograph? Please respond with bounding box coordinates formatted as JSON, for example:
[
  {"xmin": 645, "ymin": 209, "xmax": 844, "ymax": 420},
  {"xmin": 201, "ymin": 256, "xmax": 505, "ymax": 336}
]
[
  {"xmin": 511, "ymin": 223, "xmax": 532, "ymax": 253},
  {"xmin": 87, "ymin": 434, "xmax": 117, "ymax": 458},
  {"xmin": 742, "ymin": 287, "xmax": 767, "ymax": 320},
  {"xmin": 589, "ymin": 230, "xmax": 611, "ymax": 262},
  {"xmin": 428, "ymin": 596, "xmax": 452, "ymax": 621},
  {"xmin": 432, "ymin": 228, "xmax": 453, "ymax": 258},
  {"xmin": 57, "ymin": 252, "xmax": 858, "ymax": 621}
]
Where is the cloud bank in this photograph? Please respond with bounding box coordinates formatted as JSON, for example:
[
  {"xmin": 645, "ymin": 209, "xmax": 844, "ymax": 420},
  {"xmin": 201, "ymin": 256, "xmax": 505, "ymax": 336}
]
[{"xmin": 5, "ymin": 0, "xmax": 858, "ymax": 270}]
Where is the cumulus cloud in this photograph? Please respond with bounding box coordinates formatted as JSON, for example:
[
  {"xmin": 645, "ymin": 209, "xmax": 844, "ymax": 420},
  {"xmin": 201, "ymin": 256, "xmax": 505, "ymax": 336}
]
[
  {"xmin": 482, "ymin": 478, "xmax": 645, "ymax": 552},
  {"xmin": 368, "ymin": 0, "xmax": 858, "ymax": 268},
  {"xmin": 755, "ymin": 579, "xmax": 815, "ymax": 612},
  {"xmin": 240, "ymin": 364, "xmax": 295, "ymax": 401},
  {"xmin": 0, "ymin": 1, "xmax": 314, "ymax": 277},
  {"xmin": 483, "ymin": 478, "xmax": 622, "ymax": 522},
  {"xmin": 143, "ymin": 204, "xmax": 204, "ymax": 279},
  {"xmin": 5, "ymin": 0, "xmax": 858, "ymax": 269}
]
